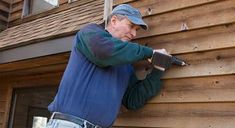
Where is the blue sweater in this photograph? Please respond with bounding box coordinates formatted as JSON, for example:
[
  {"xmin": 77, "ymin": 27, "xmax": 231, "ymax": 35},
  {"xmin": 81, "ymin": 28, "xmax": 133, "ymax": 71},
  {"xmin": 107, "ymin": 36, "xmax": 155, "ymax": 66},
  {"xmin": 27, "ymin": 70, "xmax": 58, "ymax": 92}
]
[{"xmin": 48, "ymin": 24, "xmax": 162, "ymax": 127}]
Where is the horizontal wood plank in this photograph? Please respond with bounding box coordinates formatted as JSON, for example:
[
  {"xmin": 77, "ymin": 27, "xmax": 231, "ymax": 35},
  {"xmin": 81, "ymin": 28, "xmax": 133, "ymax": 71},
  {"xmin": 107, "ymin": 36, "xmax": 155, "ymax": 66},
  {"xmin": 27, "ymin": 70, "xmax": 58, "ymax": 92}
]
[
  {"xmin": 0, "ymin": 63, "xmax": 66, "ymax": 81},
  {"xmin": 12, "ymin": 0, "xmax": 22, "ymax": 4},
  {"xmin": 9, "ymin": 10, "xmax": 22, "ymax": 22},
  {"xmin": 136, "ymin": 0, "xmax": 235, "ymax": 39},
  {"xmin": 11, "ymin": 1, "xmax": 23, "ymax": 13},
  {"xmin": 0, "ymin": 112, "xmax": 3, "ymax": 124},
  {"xmin": 1, "ymin": 0, "xmax": 10, "ymax": 4},
  {"xmin": 131, "ymin": 0, "xmax": 219, "ymax": 17},
  {"xmin": 150, "ymin": 75, "xmax": 235, "ymax": 103},
  {"xmin": 135, "ymin": 48, "xmax": 235, "ymax": 79},
  {"xmin": 0, "ymin": 101, "xmax": 6, "ymax": 112},
  {"xmin": 10, "ymin": 72, "xmax": 62, "ymax": 88},
  {"xmin": 113, "ymin": 0, "xmax": 135, "ymax": 6},
  {"xmin": 115, "ymin": 103, "xmax": 235, "ymax": 128},
  {"xmin": 163, "ymin": 48, "xmax": 235, "ymax": 79},
  {"xmin": 0, "ymin": 53, "xmax": 69, "ymax": 73},
  {"xmin": 0, "ymin": 1, "xmax": 9, "ymax": 12},
  {"xmin": 136, "ymin": 22, "xmax": 235, "ymax": 54},
  {"xmin": 115, "ymin": 117, "xmax": 235, "ymax": 128},
  {"xmin": 0, "ymin": 15, "xmax": 8, "ymax": 22}
]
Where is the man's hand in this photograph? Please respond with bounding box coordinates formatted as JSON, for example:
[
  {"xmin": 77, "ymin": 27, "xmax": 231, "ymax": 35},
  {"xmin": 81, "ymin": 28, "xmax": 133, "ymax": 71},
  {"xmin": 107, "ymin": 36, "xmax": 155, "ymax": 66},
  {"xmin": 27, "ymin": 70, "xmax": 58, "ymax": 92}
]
[
  {"xmin": 153, "ymin": 49, "xmax": 170, "ymax": 56},
  {"xmin": 149, "ymin": 49, "xmax": 172, "ymax": 71}
]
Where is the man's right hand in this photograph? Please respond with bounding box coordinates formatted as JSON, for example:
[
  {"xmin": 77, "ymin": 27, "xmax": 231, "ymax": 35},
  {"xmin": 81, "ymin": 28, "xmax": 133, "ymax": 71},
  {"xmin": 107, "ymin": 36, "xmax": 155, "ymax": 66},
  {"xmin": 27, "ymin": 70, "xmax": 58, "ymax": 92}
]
[
  {"xmin": 149, "ymin": 49, "xmax": 172, "ymax": 71},
  {"xmin": 153, "ymin": 49, "xmax": 171, "ymax": 56}
]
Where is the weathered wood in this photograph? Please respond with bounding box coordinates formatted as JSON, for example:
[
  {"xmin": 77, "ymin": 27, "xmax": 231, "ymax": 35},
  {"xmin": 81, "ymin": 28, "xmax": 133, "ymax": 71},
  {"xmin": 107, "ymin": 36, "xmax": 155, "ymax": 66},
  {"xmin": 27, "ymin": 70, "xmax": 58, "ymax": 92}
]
[
  {"xmin": 10, "ymin": 1, "xmax": 23, "ymax": 13},
  {"xmin": 136, "ymin": 0, "xmax": 235, "ymax": 39},
  {"xmin": 9, "ymin": 72, "xmax": 62, "ymax": 88},
  {"xmin": 0, "ymin": 15, "xmax": 7, "ymax": 22},
  {"xmin": 11, "ymin": 0, "xmax": 22, "ymax": 4},
  {"xmin": 115, "ymin": 103, "xmax": 235, "ymax": 128},
  {"xmin": 135, "ymin": 48, "xmax": 235, "ymax": 79},
  {"xmin": 0, "ymin": 101, "xmax": 5, "ymax": 112},
  {"xmin": 0, "ymin": 53, "xmax": 69, "ymax": 73},
  {"xmin": 130, "ymin": 0, "xmax": 220, "ymax": 17},
  {"xmin": 0, "ymin": 1, "xmax": 9, "ymax": 12},
  {"xmin": 115, "ymin": 117, "xmax": 235, "ymax": 128},
  {"xmin": 163, "ymin": 48, "xmax": 235, "ymax": 79},
  {"xmin": 1, "ymin": 0, "xmax": 10, "ymax": 4},
  {"xmin": 9, "ymin": 10, "xmax": 22, "ymax": 22},
  {"xmin": 136, "ymin": 22, "xmax": 235, "ymax": 54},
  {"xmin": 113, "ymin": 0, "xmax": 135, "ymax": 6},
  {"xmin": 149, "ymin": 75, "xmax": 235, "ymax": 103},
  {"xmin": 0, "ymin": 63, "xmax": 66, "ymax": 81}
]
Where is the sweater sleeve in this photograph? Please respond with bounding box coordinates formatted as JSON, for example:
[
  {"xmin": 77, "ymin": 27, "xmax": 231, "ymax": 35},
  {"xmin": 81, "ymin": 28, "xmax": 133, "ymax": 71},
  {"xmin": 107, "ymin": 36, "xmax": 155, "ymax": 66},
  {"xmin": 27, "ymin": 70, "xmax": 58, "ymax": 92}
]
[
  {"xmin": 122, "ymin": 69, "xmax": 163, "ymax": 110},
  {"xmin": 75, "ymin": 24, "xmax": 153, "ymax": 67}
]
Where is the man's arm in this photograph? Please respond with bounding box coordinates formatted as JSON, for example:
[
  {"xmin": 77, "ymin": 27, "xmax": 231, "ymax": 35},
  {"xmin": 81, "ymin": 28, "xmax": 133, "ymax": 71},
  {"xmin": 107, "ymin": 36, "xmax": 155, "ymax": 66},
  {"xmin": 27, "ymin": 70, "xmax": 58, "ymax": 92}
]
[
  {"xmin": 75, "ymin": 24, "xmax": 153, "ymax": 67},
  {"xmin": 122, "ymin": 69, "xmax": 163, "ymax": 110}
]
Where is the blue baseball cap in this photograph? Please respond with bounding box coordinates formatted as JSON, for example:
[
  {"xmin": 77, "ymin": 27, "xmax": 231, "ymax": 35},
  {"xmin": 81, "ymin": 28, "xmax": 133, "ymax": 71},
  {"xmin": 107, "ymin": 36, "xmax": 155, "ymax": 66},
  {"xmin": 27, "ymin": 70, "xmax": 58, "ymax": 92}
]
[{"xmin": 111, "ymin": 4, "xmax": 148, "ymax": 30}]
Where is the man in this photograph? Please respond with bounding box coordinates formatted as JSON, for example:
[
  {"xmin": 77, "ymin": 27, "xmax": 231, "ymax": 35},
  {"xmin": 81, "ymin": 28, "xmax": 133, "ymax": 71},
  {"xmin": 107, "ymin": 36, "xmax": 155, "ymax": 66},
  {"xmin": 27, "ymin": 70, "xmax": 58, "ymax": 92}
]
[{"xmin": 46, "ymin": 4, "xmax": 169, "ymax": 128}]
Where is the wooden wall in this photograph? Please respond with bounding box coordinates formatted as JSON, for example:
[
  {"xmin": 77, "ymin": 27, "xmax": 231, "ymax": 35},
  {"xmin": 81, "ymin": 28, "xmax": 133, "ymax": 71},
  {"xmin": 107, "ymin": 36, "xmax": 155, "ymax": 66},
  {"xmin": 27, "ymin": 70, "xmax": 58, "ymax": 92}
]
[
  {"xmin": 0, "ymin": 0, "xmax": 10, "ymax": 31},
  {"xmin": 1, "ymin": 0, "xmax": 235, "ymax": 128},
  {"xmin": 113, "ymin": 0, "xmax": 235, "ymax": 127}
]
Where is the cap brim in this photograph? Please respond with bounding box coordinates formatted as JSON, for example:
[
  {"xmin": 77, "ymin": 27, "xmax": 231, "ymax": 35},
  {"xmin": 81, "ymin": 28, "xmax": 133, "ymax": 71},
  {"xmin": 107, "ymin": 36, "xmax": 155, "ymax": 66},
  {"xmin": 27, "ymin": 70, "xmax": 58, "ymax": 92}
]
[{"xmin": 126, "ymin": 16, "xmax": 148, "ymax": 30}]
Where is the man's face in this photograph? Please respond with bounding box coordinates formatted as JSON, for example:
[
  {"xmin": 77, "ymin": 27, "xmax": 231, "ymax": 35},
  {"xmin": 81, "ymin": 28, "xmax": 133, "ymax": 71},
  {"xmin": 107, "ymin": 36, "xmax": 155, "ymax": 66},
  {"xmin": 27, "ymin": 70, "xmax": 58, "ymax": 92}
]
[{"xmin": 110, "ymin": 15, "xmax": 141, "ymax": 41}]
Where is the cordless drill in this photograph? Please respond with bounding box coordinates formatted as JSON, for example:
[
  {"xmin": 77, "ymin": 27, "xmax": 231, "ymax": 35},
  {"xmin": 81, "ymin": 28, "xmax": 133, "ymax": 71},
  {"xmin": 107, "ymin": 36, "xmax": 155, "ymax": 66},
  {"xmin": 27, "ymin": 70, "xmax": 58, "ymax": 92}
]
[{"xmin": 151, "ymin": 52, "xmax": 187, "ymax": 71}]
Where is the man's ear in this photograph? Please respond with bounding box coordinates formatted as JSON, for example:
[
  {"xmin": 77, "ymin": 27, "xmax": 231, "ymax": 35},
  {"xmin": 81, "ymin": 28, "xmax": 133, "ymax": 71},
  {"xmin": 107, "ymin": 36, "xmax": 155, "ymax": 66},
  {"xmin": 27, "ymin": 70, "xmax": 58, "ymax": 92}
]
[{"xmin": 110, "ymin": 15, "xmax": 118, "ymax": 26}]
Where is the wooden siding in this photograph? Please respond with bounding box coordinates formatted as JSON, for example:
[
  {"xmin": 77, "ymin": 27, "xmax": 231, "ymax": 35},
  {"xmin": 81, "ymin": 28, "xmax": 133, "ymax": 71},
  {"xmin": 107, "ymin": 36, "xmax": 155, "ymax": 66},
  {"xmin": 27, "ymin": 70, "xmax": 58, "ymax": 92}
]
[
  {"xmin": 113, "ymin": 0, "xmax": 235, "ymax": 127},
  {"xmin": 0, "ymin": 0, "xmax": 10, "ymax": 31},
  {"xmin": 0, "ymin": 0, "xmax": 235, "ymax": 128}
]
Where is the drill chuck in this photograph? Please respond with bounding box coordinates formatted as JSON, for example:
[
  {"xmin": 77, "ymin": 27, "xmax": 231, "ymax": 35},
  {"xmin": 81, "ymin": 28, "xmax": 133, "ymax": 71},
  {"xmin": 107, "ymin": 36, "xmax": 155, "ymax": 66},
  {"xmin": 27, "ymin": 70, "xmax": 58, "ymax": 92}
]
[{"xmin": 171, "ymin": 56, "xmax": 187, "ymax": 66}]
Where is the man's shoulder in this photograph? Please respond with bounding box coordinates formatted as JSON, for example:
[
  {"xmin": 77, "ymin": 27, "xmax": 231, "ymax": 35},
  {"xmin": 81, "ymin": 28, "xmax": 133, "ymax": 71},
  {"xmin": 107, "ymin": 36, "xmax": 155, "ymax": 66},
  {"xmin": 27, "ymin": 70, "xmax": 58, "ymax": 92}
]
[
  {"xmin": 78, "ymin": 23, "xmax": 109, "ymax": 38},
  {"xmin": 81, "ymin": 23, "xmax": 104, "ymax": 31}
]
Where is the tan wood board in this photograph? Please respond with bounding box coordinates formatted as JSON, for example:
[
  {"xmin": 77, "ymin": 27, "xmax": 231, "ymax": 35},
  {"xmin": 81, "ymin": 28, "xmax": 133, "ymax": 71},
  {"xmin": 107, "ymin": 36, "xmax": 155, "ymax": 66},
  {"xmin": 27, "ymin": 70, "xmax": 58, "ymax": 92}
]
[
  {"xmin": 150, "ymin": 75, "xmax": 235, "ymax": 103},
  {"xmin": 130, "ymin": 0, "xmax": 219, "ymax": 17},
  {"xmin": 136, "ymin": 0, "xmax": 235, "ymax": 39},
  {"xmin": 10, "ymin": 1, "xmax": 23, "ymax": 13},
  {"xmin": 0, "ymin": 53, "xmax": 69, "ymax": 73},
  {"xmin": 136, "ymin": 22, "xmax": 235, "ymax": 54},
  {"xmin": 135, "ymin": 48, "xmax": 235, "ymax": 79},
  {"xmin": 115, "ymin": 103, "xmax": 235, "ymax": 128}
]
